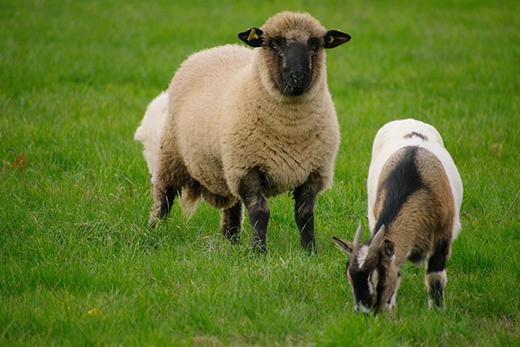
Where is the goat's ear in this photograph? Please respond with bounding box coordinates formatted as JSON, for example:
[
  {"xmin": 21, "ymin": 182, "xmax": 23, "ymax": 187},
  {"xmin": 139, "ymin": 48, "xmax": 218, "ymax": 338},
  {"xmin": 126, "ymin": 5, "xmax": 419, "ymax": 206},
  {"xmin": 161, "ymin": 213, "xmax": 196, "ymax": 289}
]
[
  {"xmin": 324, "ymin": 30, "xmax": 351, "ymax": 49},
  {"xmin": 332, "ymin": 237, "xmax": 354, "ymax": 253},
  {"xmin": 381, "ymin": 240, "xmax": 395, "ymax": 262},
  {"xmin": 238, "ymin": 27, "xmax": 264, "ymax": 47}
]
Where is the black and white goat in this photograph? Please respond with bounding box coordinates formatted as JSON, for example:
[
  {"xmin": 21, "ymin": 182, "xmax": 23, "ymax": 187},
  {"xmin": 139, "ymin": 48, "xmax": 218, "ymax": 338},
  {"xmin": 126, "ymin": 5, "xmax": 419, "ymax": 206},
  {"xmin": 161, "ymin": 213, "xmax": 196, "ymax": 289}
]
[{"xmin": 333, "ymin": 119, "xmax": 463, "ymax": 314}]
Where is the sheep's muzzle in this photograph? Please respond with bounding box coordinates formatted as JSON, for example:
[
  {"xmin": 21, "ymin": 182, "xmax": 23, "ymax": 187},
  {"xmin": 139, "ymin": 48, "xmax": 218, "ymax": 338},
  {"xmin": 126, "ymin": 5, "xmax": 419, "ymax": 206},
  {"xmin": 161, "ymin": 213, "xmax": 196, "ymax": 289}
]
[{"xmin": 282, "ymin": 43, "xmax": 311, "ymax": 96}]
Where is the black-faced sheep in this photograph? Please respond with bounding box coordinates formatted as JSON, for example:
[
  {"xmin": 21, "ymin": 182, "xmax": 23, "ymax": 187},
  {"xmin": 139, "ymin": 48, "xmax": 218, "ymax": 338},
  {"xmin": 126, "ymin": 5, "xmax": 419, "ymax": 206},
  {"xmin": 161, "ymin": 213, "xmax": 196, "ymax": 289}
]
[
  {"xmin": 135, "ymin": 11, "xmax": 351, "ymax": 252},
  {"xmin": 333, "ymin": 118, "xmax": 463, "ymax": 314}
]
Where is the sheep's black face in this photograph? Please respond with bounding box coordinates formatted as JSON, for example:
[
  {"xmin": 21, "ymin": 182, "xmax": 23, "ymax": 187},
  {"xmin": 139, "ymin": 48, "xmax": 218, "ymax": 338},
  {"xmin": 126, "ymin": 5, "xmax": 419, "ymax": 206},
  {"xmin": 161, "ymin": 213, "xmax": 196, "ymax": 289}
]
[
  {"xmin": 238, "ymin": 25, "xmax": 350, "ymax": 97},
  {"xmin": 268, "ymin": 37, "xmax": 314, "ymax": 96}
]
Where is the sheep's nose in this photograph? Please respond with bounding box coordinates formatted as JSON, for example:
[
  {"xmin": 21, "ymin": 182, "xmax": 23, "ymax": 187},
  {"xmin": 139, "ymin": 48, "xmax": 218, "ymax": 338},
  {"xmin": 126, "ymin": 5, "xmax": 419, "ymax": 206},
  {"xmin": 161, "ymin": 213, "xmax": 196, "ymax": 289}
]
[{"xmin": 291, "ymin": 71, "xmax": 306, "ymax": 83}]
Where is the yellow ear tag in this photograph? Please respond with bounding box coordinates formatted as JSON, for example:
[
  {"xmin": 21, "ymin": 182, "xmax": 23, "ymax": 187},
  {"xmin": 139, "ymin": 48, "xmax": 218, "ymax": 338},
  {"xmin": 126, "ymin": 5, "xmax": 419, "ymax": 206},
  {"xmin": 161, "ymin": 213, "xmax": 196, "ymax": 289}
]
[
  {"xmin": 247, "ymin": 28, "xmax": 260, "ymax": 41},
  {"xmin": 327, "ymin": 35, "xmax": 334, "ymax": 44}
]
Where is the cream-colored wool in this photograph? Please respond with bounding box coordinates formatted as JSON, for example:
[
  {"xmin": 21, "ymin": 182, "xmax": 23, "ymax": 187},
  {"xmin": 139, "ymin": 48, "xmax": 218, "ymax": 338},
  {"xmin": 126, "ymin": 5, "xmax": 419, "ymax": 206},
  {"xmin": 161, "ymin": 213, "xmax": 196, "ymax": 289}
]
[{"xmin": 149, "ymin": 11, "xmax": 340, "ymax": 214}]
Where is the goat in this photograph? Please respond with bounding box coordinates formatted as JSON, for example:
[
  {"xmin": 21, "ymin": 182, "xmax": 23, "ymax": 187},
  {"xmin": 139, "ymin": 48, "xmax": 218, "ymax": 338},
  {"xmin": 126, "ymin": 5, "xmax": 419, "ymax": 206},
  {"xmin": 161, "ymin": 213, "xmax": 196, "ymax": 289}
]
[{"xmin": 333, "ymin": 119, "xmax": 463, "ymax": 313}]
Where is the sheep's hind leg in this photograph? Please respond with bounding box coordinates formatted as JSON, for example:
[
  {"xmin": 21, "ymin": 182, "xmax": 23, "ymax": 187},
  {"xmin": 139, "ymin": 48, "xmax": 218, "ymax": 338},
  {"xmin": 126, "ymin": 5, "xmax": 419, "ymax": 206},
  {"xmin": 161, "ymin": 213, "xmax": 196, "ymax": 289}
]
[
  {"xmin": 221, "ymin": 201, "xmax": 243, "ymax": 244},
  {"xmin": 425, "ymin": 240, "xmax": 450, "ymax": 307},
  {"xmin": 148, "ymin": 158, "xmax": 185, "ymax": 227},
  {"xmin": 149, "ymin": 185, "xmax": 178, "ymax": 228},
  {"xmin": 293, "ymin": 172, "xmax": 323, "ymax": 253},
  {"xmin": 238, "ymin": 169, "xmax": 270, "ymax": 253}
]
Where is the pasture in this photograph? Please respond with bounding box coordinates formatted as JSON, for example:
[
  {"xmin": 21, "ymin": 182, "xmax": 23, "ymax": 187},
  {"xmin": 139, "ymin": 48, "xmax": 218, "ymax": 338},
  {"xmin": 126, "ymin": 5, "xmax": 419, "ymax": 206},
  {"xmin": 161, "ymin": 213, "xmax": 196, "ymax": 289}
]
[{"xmin": 1, "ymin": 0, "xmax": 519, "ymax": 345}]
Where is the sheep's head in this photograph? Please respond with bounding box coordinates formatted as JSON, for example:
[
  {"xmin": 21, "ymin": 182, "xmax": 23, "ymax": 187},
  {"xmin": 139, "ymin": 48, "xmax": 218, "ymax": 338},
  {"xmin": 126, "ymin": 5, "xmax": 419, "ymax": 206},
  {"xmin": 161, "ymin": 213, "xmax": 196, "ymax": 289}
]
[
  {"xmin": 238, "ymin": 11, "xmax": 350, "ymax": 98},
  {"xmin": 333, "ymin": 222, "xmax": 400, "ymax": 315}
]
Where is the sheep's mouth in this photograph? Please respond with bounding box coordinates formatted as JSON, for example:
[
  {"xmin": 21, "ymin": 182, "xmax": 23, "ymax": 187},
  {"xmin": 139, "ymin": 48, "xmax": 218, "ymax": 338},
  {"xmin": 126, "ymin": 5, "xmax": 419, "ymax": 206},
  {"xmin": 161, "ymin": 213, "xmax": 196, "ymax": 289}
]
[{"xmin": 284, "ymin": 84, "xmax": 309, "ymax": 96}]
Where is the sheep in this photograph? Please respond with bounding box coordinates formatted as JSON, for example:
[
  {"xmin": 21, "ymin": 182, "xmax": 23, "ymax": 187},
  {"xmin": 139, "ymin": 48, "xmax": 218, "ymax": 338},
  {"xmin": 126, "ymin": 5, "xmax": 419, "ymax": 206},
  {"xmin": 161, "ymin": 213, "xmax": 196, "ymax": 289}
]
[
  {"xmin": 333, "ymin": 118, "xmax": 463, "ymax": 314},
  {"xmin": 135, "ymin": 11, "xmax": 351, "ymax": 252}
]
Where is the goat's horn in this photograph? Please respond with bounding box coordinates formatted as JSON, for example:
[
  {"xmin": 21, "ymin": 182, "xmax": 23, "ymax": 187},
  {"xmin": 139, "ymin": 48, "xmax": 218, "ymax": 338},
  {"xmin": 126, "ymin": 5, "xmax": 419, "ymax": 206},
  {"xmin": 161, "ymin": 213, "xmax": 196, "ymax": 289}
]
[
  {"xmin": 352, "ymin": 220, "xmax": 363, "ymax": 251},
  {"xmin": 361, "ymin": 224, "xmax": 387, "ymax": 270},
  {"xmin": 371, "ymin": 225, "xmax": 386, "ymax": 249}
]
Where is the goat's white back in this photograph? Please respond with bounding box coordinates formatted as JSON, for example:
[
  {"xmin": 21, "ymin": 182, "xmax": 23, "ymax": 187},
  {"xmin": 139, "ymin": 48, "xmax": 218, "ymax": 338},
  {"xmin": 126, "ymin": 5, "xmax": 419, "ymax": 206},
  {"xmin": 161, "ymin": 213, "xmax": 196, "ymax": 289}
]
[{"xmin": 367, "ymin": 118, "xmax": 463, "ymax": 239}]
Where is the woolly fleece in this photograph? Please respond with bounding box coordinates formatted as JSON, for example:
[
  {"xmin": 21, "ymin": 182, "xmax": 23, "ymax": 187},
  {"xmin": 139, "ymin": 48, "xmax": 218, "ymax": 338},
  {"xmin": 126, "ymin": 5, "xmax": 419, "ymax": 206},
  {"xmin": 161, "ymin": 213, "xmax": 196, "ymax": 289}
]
[{"xmin": 155, "ymin": 12, "xmax": 340, "ymax": 211}]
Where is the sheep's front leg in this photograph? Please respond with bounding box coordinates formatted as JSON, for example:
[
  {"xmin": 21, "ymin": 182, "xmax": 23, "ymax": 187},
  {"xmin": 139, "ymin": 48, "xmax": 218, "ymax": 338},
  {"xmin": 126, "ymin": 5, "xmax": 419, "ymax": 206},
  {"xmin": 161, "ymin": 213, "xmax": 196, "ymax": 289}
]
[
  {"xmin": 425, "ymin": 240, "xmax": 450, "ymax": 307},
  {"xmin": 221, "ymin": 201, "xmax": 243, "ymax": 244},
  {"xmin": 238, "ymin": 169, "xmax": 270, "ymax": 253},
  {"xmin": 293, "ymin": 172, "xmax": 323, "ymax": 253}
]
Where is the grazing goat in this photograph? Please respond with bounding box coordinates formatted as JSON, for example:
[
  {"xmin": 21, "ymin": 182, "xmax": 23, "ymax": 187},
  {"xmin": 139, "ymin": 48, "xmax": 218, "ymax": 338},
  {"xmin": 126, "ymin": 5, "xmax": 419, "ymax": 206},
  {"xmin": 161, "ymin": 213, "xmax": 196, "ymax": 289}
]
[{"xmin": 333, "ymin": 119, "xmax": 463, "ymax": 313}]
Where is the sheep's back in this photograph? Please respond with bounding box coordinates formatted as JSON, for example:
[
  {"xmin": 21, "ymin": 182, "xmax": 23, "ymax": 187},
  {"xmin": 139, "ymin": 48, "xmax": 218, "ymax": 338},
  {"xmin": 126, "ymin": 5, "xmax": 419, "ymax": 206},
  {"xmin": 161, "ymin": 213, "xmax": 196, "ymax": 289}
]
[
  {"xmin": 163, "ymin": 43, "xmax": 339, "ymax": 201},
  {"xmin": 165, "ymin": 45, "xmax": 254, "ymax": 196}
]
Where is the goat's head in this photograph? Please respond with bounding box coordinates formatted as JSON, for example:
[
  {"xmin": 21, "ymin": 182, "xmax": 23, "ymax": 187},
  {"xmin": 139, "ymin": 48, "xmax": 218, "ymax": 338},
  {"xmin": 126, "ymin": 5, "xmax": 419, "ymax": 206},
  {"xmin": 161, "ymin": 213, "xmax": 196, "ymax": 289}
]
[
  {"xmin": 333, "ymin": 222, "xmax": 400, "ymax": 314},
  {"xmin": 238, "ymin": 12, "xmax": 350, "ymax": 97}
]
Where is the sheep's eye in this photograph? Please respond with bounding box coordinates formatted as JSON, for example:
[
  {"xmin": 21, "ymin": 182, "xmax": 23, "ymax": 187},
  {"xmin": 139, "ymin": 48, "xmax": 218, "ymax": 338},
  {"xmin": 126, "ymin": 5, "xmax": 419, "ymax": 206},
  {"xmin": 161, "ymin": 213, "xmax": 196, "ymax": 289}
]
[
  {"xmin": 309, "ymin": 39, "xmax": 320, "ymax": 52},
  {"xmin": 270, "ymin": 40, "xmax": 281, "ymax": 52}
]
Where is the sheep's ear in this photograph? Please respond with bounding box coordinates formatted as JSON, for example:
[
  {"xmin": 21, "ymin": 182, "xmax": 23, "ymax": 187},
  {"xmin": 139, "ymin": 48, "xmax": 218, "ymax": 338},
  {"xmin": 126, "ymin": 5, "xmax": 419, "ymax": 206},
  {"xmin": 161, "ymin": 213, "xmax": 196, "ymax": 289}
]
[
  {"xmin": 324, "ymin": 30, "xmax": 351, "ymax": 49},
  {"xmin": 381, "ymin": 240, "xmax": 395, "ymax": 263},
  {"xmin": 238, "ymin": 27, "xmax": 264, "ymax": 47},
  {"xmin": 332, "ymin": 237, "xmax": 354, "ymax": 253}
]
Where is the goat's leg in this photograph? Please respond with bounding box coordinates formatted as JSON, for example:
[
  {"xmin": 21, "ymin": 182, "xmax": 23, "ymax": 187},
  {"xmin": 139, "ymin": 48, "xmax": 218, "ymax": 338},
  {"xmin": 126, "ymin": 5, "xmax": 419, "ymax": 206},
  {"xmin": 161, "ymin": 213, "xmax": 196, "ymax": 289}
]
[
  {"xmin": 238, "ymin": 169, "xmax": 270, "ymax": 253},
  {"xmin": 221, "ymin": 201, "xmax": 243, "ymax": 244},
  {"xmin": 293, "ymin": 172, "xmax": 323, "ymax": 253},
  {"xmin": 425, "ymin": 240, "xmax": 450, "ymax": 307}
]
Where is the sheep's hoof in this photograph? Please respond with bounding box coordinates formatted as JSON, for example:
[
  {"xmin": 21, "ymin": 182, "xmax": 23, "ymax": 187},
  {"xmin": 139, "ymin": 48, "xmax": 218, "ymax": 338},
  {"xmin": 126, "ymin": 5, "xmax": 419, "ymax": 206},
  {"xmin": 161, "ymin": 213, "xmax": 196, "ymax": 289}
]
[
  {"xmin": 148, "ymin": 218, "xmax": 158, "ymax": 228},
  {"xmin": 251, "ymin": 242, "xmax": 267, "ymax": 255},
  {"xmin": 222, "ymin": 227, "xmax": 241, "ymax": 244},
  {"xmin": 301, "ymin": 241, "xmax": 317, "ymax": 255},
  {"xmin": 225, "ymin": 234, "xmax": 241, "ymax": 245},
  {"xmin": 303, "ymin": 246, "xmax": 318, "ymax": 255}
]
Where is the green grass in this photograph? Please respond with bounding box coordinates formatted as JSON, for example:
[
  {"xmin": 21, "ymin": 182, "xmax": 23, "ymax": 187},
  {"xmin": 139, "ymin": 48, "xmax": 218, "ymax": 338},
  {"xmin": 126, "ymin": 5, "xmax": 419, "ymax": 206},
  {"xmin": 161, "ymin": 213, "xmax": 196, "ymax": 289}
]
[{"xmin": 1, "ymin": 0, "xmax": 519, "ymax": 345}]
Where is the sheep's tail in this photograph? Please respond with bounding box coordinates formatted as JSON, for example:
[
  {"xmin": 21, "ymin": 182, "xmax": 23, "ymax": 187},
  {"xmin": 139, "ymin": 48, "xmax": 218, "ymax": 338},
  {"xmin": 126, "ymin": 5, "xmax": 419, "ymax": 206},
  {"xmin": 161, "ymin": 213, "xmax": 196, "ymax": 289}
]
[{"xmin": 179, "ymin": 187, "xmax": 202, "ymax": 218}]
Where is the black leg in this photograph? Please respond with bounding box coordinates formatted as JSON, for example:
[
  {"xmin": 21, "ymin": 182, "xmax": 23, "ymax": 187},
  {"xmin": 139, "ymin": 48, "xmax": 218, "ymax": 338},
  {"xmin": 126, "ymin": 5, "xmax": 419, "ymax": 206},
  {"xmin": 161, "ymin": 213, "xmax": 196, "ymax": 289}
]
[
  {"xmin": 149, "ymin": 185, "xmax": 177, "ymax": 227},
  {"xmin": 425, "ymin": 240, "xmax": 450, "ymax": 307},
  {"xmin": 293, "ymin": 172, "xmax": 323, "ymax": 253},
  {"xmin": 221, "ymin": 201, "xmax": 243, "ymax": 244},
  {"xmin": 148, "ymin": 155, "xmax": 188, "ymax": 228},
  {"xmin": 238, "ymin": 169, "xmax": 270, "ymax": 253}
]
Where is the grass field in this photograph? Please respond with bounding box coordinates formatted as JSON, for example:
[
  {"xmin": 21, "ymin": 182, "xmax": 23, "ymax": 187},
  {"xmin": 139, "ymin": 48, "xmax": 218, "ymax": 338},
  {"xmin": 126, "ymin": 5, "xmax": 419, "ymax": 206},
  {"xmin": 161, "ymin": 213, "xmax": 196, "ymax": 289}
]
[{"xmin": 1, "ymin": 0, "xmax": 519, "ymax": 345}]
